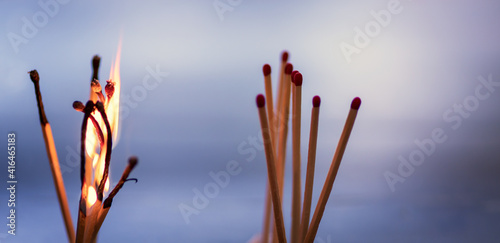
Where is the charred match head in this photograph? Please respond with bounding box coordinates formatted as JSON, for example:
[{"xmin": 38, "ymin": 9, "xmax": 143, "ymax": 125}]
[{"xmin": 92, "ymin": 55, "xmax": 101, "ymax": 81}]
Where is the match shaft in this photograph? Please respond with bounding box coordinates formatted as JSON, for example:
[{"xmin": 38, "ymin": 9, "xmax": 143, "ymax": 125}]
[
  {"xmin": 299, "ymin": 97, "xmax": 321, "ymax": 242},
  {"xmin": 291, "ymin": 76, "xmax": 302, "ymax": 243},
  {"xmin": 257, "ymin": 95, "xmax": 287, "ymax": 243},
  {"xmin": 29, "ymin": 70, "xmax": 75, "ymax": 243}
]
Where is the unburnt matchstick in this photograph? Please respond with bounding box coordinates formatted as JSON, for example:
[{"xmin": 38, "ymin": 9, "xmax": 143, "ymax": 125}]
[
  {"xmin": 300, "ymin": 96, "xmax": 321, "ymax": 242},
  {"xmin": 291, "ymin": 72, "xmax": 302, "ymax": 243},
  {"xmin": 255, "ymin": 51, "xmax": 362, "ymax": 243},
  {"xmin": 28, "ymin": 70, "xmax": 76, "ymax": 243},
  {"xmin": 303, "ymin": 97, "xmax": 361, "ymax": 243},
  {"xmin": 256, "ymin": 94, "xmax": 287, "ymax": 243}
]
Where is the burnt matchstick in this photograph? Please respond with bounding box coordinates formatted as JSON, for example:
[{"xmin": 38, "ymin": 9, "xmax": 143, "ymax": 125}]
[
  {"xmin": 83, "ymin": 101, "xmax": 113, "ymax": 243},
  {"xmin": 76, "ymin": 100, "xmax": 95, "ymax": 243},
  {"xmin": 304, "ymin": 97, "xmax": 361, "ymax": 243},
  {"xmin": 90, "ymin": 156, "xmax": 139, "ymax": 242},
  {"xmin": 256, "ymin": 94, "xmax": 287, "ymax": 243},
  {"xmin": 291, "ymin": 72, "xmax": 302, "ymax": 243},
  {"xmin": 94, "ymin": 101, "xmax": 113, "ymax": 201},
  {"xmin": 92, "ymin": 55, "xmax": 101, "ymax": 81},
  {"xmin": 104, "ymin": 80, "xmax": 115, "ymax": 107},
  {"xmin": 28, "ymin": 70, "xmax": 75, "ymax": 243},
  {"xmin": 73, "ymin": 101, "xmax": 104, "ymax": 147},
  {"xmin": 90, "ymin": 56, "xmax": 101, "ymax": 103},
  {"xmin": 300, "ymin": 96, "xmax": 321, "ymax": 242}
]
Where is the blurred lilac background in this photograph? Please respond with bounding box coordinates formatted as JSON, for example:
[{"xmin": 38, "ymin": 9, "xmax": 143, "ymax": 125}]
[{"xmin": 1, "ymin": 0, "xmax": 500, "ymax": 242}]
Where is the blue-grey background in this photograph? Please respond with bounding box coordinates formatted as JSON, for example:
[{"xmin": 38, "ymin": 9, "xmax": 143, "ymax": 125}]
[{"xmin": 1, "ymin": 0, "xmax": 500, "ymax": 242}]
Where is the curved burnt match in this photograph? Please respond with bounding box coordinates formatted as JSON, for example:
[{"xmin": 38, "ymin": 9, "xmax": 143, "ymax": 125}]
[
  {"xmin": 73, "ymin": 101, "xmax": 104, "ymax": 147},
  {"xmin": 94, "ymin": 101, "xmax": 113, "ymax": 201},
  {"xmin": 103, "ymin": 156, "xmax": 139, "ymax": 209}
]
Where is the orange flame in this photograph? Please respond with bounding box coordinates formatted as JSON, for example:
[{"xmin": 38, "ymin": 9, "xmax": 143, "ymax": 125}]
[{"xmin": 85, "ymin": 39, "xmax": 122, "ymax": 207}]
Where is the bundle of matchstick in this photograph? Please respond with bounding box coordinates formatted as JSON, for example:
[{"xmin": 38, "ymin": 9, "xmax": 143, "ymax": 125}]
[
  {"xmin": 255, "ymin": 51, "xmax": 361, "ymax": 243},
  {"xmin": 28, "ymin": 54, "xmax": 138, "ymax": 243}
]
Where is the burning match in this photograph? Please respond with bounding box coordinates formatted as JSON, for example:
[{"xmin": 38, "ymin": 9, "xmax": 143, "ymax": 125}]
[{"xmin": 28, "ymin": 44, "xmax": 138, "ymax": 242}]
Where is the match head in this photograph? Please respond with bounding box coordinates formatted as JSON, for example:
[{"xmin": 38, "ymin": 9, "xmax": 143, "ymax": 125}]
[
  {"xmin": 293, "ymin": 72, "xmax": 303, "ymax": 86},
  {"xmin": 313, "ymin": 96, "xmax": 321, "ymax": 107},
  {"xmin": 281, "ymin": 51, "xmax": 289, "ymax": 62},
  {"xmin": 91, "ymin": 79, "xmax": 102, "ymax": 92},
  {"xmin": 28, "ymin": 70, "xmax": 39, "ymax": 83},
  {"xmin": 92, "ymin": 55, "xmax": 101, "ymax": 69},
  {"xmin": 351, "ymin": 97, "xmax": 361, "ymax": 110},
  {"xmin": 263, "ymin": 64, "xmax": 271, "ymax": 76},
  {"xmin": 285, "ymin": 63, "xmax": 293, "ymax": 74},
  {"xmin": 128, "ymin": 156, "xmax": 139, "ymax": 168},
  {"xmin": 73, "ymin": 101, "xmax": 85, "ymax": 112},
  {"xmin": 105, "ymin": 81, "xmax": 115, "ymax": 97},
  {"xmin": 256, "ymin": 94, "xmax": 266, "ymax": 108}
]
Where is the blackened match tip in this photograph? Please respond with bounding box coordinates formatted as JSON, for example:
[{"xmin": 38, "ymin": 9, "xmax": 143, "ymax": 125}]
[
  {"xmin": 313, "ymin": 96, "xmax": 321, "ymax": 107},
  {"xmin": 128, "ymin": 156, "xmax": 138, "ymax": 168},
  {"xmin": 73, "ymin": 101, "xmax": 85, "ymax": 111},
  {"xmin": 351, "ymin": 97, "xmax": 361, "ymax": 110},
  {"xmin": 263, "ymin": 64, "xmax": 271, "ymax": 76},
  {"xmin": 256, "ymin": 94, "xmax": 265, "ymax": 108},
  {"xmin": 28, "ymin": 70, "xmax": 39, "ymax": 83},
  {"xmin": 92, "ymin": 55, "xmax": 101, "ymax": 67}
]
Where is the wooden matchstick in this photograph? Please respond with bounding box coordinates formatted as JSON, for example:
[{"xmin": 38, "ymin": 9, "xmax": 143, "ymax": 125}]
[
  {"xmin": 261, "ymin": 64, "xmax": 275, "ymax": 243},
  {"xmin": 90, "ymin": 55, "xmax": 101, "ymax": 103},
  {"xmin": 299, "ymin": 96, "xmax": 321, "ymax": 242},
  {"xmin": 90, "ymin": 156, "xmax": 139, "ymax": 242},
  {"xmin": 291, "ymin": 72, "xmax": 302, "ymax": 243},
  {"xmin": 84, "ymin": 101, "xmax": 113, "ymax": 243},
  {"xmin": 29, "ymin": 70, "xmax": 75, "ymax": 243},
  {"xmin": 256, "ymin": 94, "xmax": 287, "ymax": 243},
  {"xmin": 276, "ymin": 63, "xmax": 293, "ymax": 200},
  {"xmin": 95, "ymin": 101, "xmax": 113, "ymax": 201},
  {"xmin": 76, "ymin": 101, "xmax": 95, "ymax": 243},
  {"xmin": 303, "ymin": 97, "xmax": 361, "ymax": 243},
  {"xmin": 275, "ymin": 51, "xmax": 289, "ymax": 128}
]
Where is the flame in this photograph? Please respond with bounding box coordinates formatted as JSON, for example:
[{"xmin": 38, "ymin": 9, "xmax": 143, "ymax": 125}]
[
  {"xmin": 84, "ymin": 39, "xmax": 122, "ymax": 208},
  {"xmin": 107, "ymin": 39, "xmax": 121, "ymax": 147},
  {"xmin": 87, "ymin": 186, "xmax": 97, "ymax": 208}
]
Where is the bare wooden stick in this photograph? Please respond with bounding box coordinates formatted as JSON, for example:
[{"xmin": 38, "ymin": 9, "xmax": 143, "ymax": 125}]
[
  {"xmin": 304, "ymin": 97, "xmax": 361, "ymax": 243},
  {"xmin": 299, "ymin": 96, "xmax": 321, "ymax": 242},
  {"xmin": 29, "ymin": 70, "xmax": 75, "ymax": 243},
  {"xmin": 257, "ymin": 94, "xmax": 287, "ymax": 243}
]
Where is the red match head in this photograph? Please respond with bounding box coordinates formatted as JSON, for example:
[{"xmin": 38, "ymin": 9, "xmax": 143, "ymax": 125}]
[
  {"xmin": 256, "ymin": 94, "xmax": 266, "ymax": 108},
  {"xmin": 285, "ymin": 63, "xmax": 293, "ymax": 74},
  {"xmin": 263, "ymin": 64, "xmax": 271, "ymax": 76},
  {"xmin": 351, "ymin": 97, "xmax": 361, "ymax": 110},
  {"xmin": 313, "ymin": 96, "xmax": 321, "ymax": 107},
  {"xmin": 293, "ymin": 72, "xmax": 303, "ymax": 86},
  {"xmin": 282, "ymin": 51, "xmax": 289, "ymax": 62}
]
